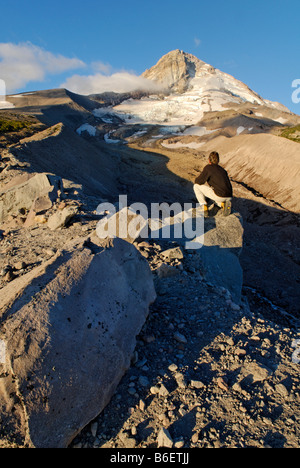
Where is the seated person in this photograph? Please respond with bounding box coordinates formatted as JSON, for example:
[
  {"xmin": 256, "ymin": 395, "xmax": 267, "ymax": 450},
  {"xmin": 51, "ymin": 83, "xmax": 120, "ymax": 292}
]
[{"xmin": 194, "ymin": 151, "xmax": 232, "ymax": 217}]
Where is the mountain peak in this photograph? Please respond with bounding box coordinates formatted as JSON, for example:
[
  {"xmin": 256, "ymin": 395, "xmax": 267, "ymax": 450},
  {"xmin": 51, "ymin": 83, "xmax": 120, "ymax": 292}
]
[
  {"xmin": 142, "ymin": 50, "xmax": 211, "ymax": 93},
  {"xmin": 142, "ymin": 50, "xmax": 272, "ymax": 109}
]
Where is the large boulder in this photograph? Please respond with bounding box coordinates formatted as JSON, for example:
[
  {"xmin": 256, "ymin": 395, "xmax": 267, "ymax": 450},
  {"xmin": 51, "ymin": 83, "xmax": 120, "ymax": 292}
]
[
  {"xmin": 187, "ymin": 213, "xmax": 244, "ymax": 304},
  {"xmin": 200, "ymin": 213, "xmax": 244, "ymax": 304},
  {"xmin": 203, "ymin": 213, "xmax": 244, "ymax": 256},
  {"xmin": 0, "ymin": 237, "xmax": 156, "ymax": 448},
  {"xmin": 0, "ymin": 172, "xmax": 63, "ymax": 224}
]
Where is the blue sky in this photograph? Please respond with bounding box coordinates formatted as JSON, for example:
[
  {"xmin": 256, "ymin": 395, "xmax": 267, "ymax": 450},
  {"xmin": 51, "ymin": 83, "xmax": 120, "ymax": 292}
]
[{"xmin": 1, "ymin": 0, "xmax": 299, "ymax": 114}]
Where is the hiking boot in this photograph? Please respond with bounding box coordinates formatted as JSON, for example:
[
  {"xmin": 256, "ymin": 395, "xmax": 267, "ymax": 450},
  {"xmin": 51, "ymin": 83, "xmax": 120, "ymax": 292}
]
[
  {"xmin": 209, "ymin": 204, "xmax": 221, "ymax": 217},
  {"xmin": 221, "ymin": 200, "xmax": 232, "ymax": 216},
  {"xmin": 203, "ymin": 204, "xmax": 209, "ymax": 218}
]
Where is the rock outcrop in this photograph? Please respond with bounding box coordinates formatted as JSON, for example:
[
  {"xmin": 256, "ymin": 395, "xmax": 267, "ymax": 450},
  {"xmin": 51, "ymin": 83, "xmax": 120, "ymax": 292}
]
[
  {"xmin": 0, "ymin": 237, "xmax": 156, "ymax": 448},
  {"xmin": 142, "ymin": 49, "xmax": 205, "ymax": 93},
  {"xmin": 0, "ymin": 172, "xmax": 63, "ymax": 224},
  {"xmin": 197, "ymin": 213, "xmax": 244, "ymax": 305}
]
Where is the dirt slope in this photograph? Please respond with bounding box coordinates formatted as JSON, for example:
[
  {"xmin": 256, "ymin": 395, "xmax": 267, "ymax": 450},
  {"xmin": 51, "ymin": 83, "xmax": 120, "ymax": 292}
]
[{"xmin": 202, "ymin": 133, "xmax": 300, "ymax": 212}]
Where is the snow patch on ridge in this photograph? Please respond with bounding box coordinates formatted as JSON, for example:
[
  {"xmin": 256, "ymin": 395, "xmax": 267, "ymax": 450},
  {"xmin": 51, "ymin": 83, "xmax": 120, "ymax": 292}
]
[{"xmin": 76, "ymin": 124, "xmax": 96, "ymax": 136}]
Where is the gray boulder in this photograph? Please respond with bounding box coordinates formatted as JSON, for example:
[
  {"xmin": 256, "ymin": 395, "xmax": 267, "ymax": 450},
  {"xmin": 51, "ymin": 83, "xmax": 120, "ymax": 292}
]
[
  {"xmin": 187, "ymin": 213, "xmax": 244, "ymax": 304},
  {"xmin": 204, "ymin": 213, "xmax": 244, "ymax": 256},
  {"xmin": 0, "ymin": 237, "xmax": 156, "ymax": 448},
  {"xmin": 200, "ymin": 213, "xmax": 244, "ymax": 304},
  {"xmin": 197, "ymin": 245, "xmax": 243, "ymax": 305},
  {"xmin": 0, "ymin": 172, "xmax": 63, "ymax": 224},
  {"xmin": 47, "ymin": 206, "xmax": 78, "ymax": 230}
]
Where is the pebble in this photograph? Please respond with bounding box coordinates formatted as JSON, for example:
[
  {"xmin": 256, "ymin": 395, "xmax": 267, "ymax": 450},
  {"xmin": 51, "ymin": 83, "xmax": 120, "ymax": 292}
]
[
  {"xmin": 216, "ymin": 377, "xmax": 229, "ymax": 392},
  {"xmin": 173, "ymin": 331, "xmax": 187, "ymax": 344},
  {"xmin": 168, "ymin": 363, "xmax": 178, "ymax": 372},
  {"xmin": 174, "ymin": 372, "xmax": 186, "ymax": 389},
  {"xmin": 138, "ymin": 376, "xmax": 150, "ymax": 387},
  {"xmin": 139, "ymin": 400, "xmax": 145, "ymax": 412},
  {"xmin": 4, "ymin": 270, "xmax": 15, "ymax": 282},
  {"xmin": 157, "ymin": 427, "xmax": 173, "ymax": 448},
  {"xmin": 119, "ymin": 433, "xmax": 136, "ymax": 448},
  {"xmin": 190, "ymin": 380, "xmax": 205, "ymax": 389},
  {"xmin": 13, "ymin": 261, "xmax": 27, "ymax": 270},
  {"xmin": 158, "ymin": 384, "xmax": 169, "ymax": 397},
  {"xmin": 275, "ymin": 383, "xmax": 289, "ymax": 397},
  {"xmin": 174, "ymin": 439, "xmax": 185, "ymax": 448},
  {"xmin": 0, "ymin": 265, "xmax": 12, "ymax": 277},
  {"xmin": 90, "ymin": 422, "xmax": 98, "ymax": 438}
]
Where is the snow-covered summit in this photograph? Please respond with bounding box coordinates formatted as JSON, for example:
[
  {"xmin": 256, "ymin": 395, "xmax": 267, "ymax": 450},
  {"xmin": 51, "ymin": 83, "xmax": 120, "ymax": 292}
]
[
  {"xmin": 142, "ymin": 50, "xmax": 278, "ymax": 107},
  {"xmin": 94, "ymin": 50, "xmax": 292, "ymax": 126}
]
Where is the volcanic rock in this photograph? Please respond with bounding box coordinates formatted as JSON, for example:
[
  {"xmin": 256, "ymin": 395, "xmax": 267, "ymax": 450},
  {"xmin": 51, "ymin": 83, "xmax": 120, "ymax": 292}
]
[{"xmin": 0, "ymin": 237, "xmax": 156, "ymax": 448}]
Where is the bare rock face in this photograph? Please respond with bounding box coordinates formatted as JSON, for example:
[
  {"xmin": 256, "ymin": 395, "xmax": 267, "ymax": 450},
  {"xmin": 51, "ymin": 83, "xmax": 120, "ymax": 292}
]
[
  {"xmin": 0, "ymin": 237, "xmax": 156, "ymax": 448},
  {"xmin": 142, "ymin": 49, "xmax": 208, "ymax": 93}
]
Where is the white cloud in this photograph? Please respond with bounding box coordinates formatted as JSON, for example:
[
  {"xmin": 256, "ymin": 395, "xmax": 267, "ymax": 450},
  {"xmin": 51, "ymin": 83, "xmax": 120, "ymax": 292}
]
[
  {"xmin": 0, "ymin": 42, "xmax": 85, "ymax": 92},
  {"xmin": 61, "ymin": 71, "xmax": 163, "ymax": 95},
  {"xmin": 0, "ymin": 41, "xmax": 162, "ymax": 96},
  {"xmin": 194, "ymin": 37, "xmax": 201, "ymax": 47},
  {"xmin": 91, "ymin": 61, "xmax": 113, "ymax": 74}
]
